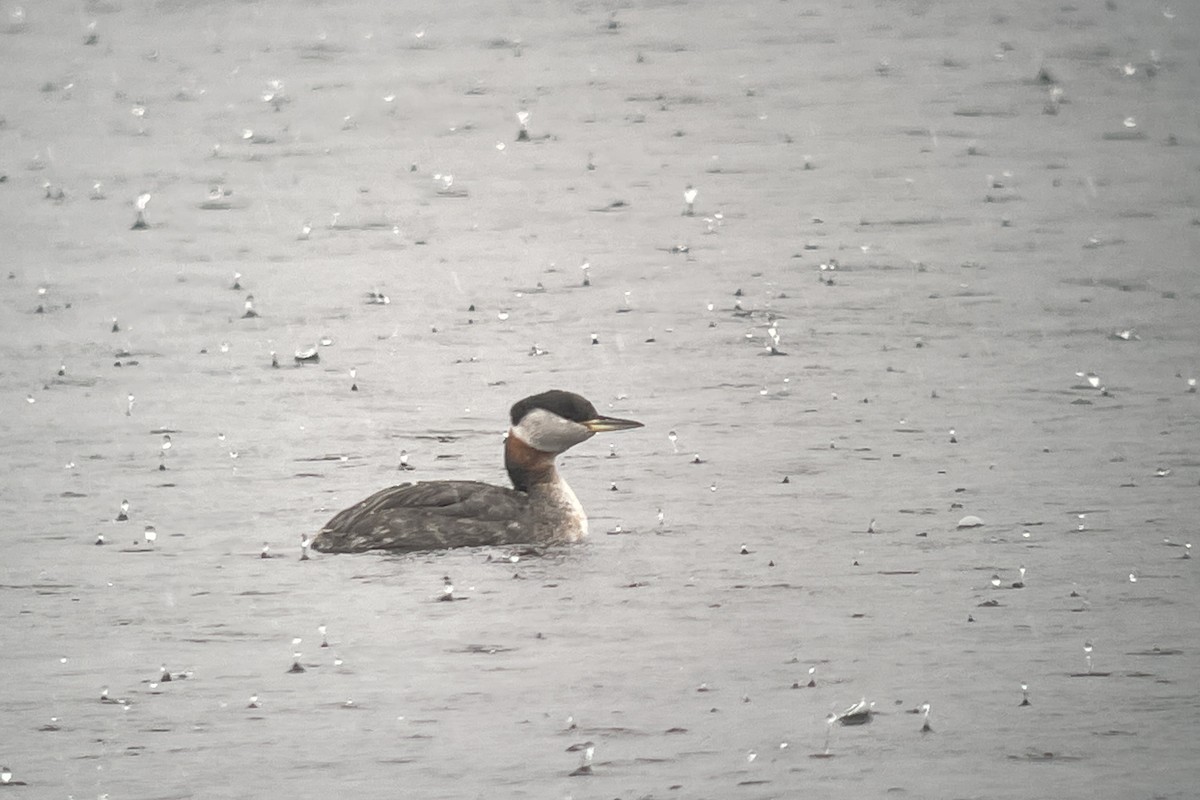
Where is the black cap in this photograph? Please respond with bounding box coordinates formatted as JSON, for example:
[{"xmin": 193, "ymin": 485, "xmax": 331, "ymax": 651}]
[{"xmin": 510, "ymin": 390, "xmax": 599, "ymax": 426}]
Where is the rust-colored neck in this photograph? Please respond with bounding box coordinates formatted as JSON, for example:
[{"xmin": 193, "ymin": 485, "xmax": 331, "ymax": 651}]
[{"xmin": 504, "ymin": 431, "xmax": 558, "ymax": 492}]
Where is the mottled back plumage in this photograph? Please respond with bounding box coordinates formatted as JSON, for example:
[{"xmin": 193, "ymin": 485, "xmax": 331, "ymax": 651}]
[{"xmin": 313, "ymin": 480, "xmax": 530, "ymax": 553}]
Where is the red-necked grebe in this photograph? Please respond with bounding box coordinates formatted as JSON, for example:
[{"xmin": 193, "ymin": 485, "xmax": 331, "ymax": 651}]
[{"xmin": 311, "ymin": 390, "xmax": 642, "ymax": 553}]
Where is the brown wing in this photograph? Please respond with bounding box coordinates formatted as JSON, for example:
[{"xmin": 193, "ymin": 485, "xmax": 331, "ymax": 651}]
[{"xmin": 312, "ymin": 480, "xmax": 530, "ymax": 553}]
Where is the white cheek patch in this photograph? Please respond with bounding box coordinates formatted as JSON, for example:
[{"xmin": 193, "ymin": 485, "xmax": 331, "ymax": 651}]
[{"xmin": 513, "ymin": 408, "xmax": 593, "ymax": 452}]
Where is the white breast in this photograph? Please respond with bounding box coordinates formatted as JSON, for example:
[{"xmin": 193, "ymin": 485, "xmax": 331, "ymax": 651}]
[{"xmin": 529, "ymin": 474, "xmax": 588, "ymax": 542}]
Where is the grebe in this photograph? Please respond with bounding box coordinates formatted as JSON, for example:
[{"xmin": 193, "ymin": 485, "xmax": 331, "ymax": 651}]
[{"xmin": 311, "ymin": 390, "xmax": 643, "ymax": 553}]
